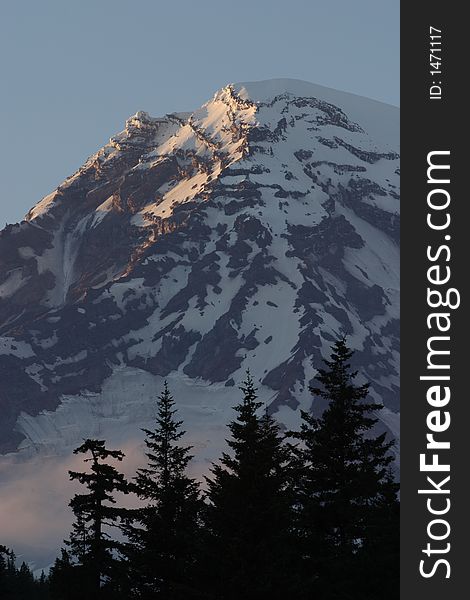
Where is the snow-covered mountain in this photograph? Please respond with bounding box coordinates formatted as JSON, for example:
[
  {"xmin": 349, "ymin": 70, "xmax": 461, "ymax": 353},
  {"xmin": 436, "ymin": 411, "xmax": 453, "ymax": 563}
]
[{"xmin": 0, "ymin": 79, "xmax": 399, "ymax": 461}]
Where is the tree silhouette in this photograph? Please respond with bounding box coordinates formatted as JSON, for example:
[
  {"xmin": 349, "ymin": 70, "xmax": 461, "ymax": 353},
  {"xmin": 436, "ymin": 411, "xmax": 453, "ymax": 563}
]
[
  {"xmin": 204, "ymin": 372, "xmax": 298, "ymax": 600},
  {"xmin": 293, "ymin": 337, "xmax": 399, "ymax": 599},
  {"xmin": 1, "ymin": 545, "xmax": 49, "ymax": 600},
  {"xmin": 66, "ymin": 439, "xmax": 130, "ymax": 599},
  {"xmin": 123, "ymin": 382, "xmax": 201, "ymax": 599}
]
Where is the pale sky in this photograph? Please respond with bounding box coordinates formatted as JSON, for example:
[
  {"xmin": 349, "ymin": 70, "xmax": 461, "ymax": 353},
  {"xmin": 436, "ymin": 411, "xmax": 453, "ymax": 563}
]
[{"xmin": 0, "ymin": 0, "xmax": 399, "ymax": 225}]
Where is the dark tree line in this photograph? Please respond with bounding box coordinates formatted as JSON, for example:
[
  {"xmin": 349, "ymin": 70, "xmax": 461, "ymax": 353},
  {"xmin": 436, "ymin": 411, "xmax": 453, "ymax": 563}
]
[
  {"xmin": 1, "ymin": 339, "xmax": 399, "ymax": 600},
  {"xmin": 0, "ymin": 546, "xmax": 48, "ymax": 600}
]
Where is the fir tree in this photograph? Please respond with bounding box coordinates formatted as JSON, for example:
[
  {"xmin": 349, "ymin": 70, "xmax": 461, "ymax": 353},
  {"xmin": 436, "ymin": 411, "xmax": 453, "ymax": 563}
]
[
  {"xmin": 355, "ymin": 466, "xmax": 400, "ymax": 600},
  {"xmin": 293, "ymin": 337, "xmax": 399, "ymax": 599},
  {"xmin": 16, "ymin": 561, "xmax": 36, "ymax": 598},
  {"xmin": 0, "ymin": 546, "xmax": 49, "ymax": 600},
  {"xmin": 0, "ymin": 545, "xmax": 15, "ymax": 600},
  {"xmin": 49, "ymin": 549, "xmax": 79, "ymax": 600},
  {"xmin": 66, "ymin": 439, "xmax": 130, "ymax": 599},
  {"xmin": 37, "ymin": 570, "xmax": 50, "ymax": 600},
  {"xmin": 204, "ymin": 372, "xmax": 298, "ymax": 600},
  {"xmin": 123, "ymin": 382, "xmax": 201, "ymax": 599}
]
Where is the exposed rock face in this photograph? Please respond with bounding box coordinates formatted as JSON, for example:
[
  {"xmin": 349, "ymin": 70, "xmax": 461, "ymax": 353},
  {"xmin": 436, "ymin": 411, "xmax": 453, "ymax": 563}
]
[{"xmin": 0, "ymin": 79, "xmax": 399, "ymax": 454}]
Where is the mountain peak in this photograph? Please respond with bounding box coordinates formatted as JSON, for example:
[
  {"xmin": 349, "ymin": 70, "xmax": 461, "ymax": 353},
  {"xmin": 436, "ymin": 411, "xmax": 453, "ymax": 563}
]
[
  {"xmin": 0, "ymin": 79, "xmax": 399, "ymax": 460},
  {"xmin": 232, "ymin": 78, "xmax": 392, "ymax": 104},
  {"xmin": 233, "ymin": 78, "xmax": 345, "ymax": 101},
  {"xmin": 229, "ymin": 78, "xmax": 399, "ymax": 148}
]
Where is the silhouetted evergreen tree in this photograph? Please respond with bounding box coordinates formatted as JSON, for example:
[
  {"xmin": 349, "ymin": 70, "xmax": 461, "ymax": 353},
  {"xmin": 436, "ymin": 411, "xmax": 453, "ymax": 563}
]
[
  {"xmin": 37, "ymin": 570, "xmax": 49, "ymax": 600},
  {"xmin": 65, "ymin": 439, "xmax": 130, "ymax": 599},
  {"xmin": 1, "ymin": 545, "xmax": 50, "ymax": 600},
  {"xmin": 49, "ymin": 549, "xmax": 79, "ymax": 600},
  {"xmin": 36, "ymin": 571, "xmax": 51, "ymax": 600},
  {"xmin": 293, "ymin": 338, "xmax": 399, "ymax": 599},
  {"xmin": 355, "ymin": 466, "xmax": 400, "ymax": 600},
  {"xmin": 16, "ymin": 561, "xmax": 36, "ymax": 598},
  {"xmin": 123, "ymin": 382, "xmax": 201, "ymax": 599},
  {"xmin": 203, "ymin": 372, "xmax": 298, "ymax": 600},
  {"xmin": 0, "ymin": 545, "xmax": 15, "ymax": 600}
]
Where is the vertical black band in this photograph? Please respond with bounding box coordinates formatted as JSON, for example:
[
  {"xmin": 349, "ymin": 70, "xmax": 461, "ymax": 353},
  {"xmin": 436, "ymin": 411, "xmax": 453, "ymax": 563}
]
[{"xmin": 401, "ymin": 5, "xmax": 468, "ymax": 597}]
